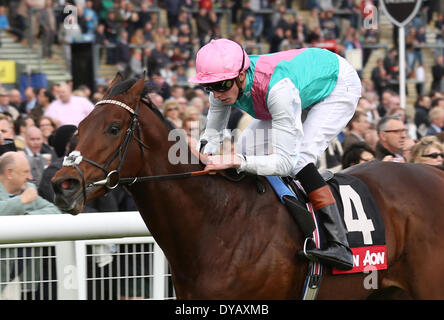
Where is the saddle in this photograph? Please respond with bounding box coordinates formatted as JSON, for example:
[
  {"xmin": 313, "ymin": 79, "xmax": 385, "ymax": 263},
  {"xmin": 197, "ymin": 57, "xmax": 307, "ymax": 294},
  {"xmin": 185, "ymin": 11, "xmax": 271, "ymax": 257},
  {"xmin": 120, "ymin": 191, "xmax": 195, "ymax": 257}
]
[{"xmin": 266, "ymin": 172, "xmax": 388, "ymax": 275}]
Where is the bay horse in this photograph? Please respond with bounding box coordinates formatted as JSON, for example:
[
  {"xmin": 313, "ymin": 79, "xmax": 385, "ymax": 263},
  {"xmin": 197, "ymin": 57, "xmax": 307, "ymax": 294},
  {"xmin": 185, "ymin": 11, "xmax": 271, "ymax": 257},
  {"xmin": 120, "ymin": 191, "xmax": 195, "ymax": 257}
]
[{"xmin": 52, "ymin": 74, "xmax": 444, "ymax": 299}]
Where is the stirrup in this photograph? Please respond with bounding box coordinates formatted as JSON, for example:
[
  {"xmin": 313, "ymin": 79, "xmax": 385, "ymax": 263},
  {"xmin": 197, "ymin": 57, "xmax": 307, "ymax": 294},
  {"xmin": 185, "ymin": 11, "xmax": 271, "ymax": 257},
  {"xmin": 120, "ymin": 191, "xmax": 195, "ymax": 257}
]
[{"xmin": 300, "ymin": 237, "xmax": 318, "ymax": 262}]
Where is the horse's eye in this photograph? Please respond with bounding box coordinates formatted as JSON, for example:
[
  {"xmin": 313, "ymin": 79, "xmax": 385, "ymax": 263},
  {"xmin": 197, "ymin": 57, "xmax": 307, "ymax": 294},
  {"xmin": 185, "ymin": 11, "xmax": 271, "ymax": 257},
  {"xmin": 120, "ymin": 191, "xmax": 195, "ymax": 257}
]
[{"xmin": 107, "ymin": 124, "xmax": 121, "ymax": 135}]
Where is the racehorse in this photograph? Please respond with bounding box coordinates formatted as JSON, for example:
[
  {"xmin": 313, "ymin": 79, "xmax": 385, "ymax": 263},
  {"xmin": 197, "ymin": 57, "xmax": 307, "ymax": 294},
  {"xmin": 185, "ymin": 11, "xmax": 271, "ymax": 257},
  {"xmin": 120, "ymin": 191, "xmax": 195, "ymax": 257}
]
[{"xmin": 52, "ymin": 74, "xmax": 444, "ymax": 299}]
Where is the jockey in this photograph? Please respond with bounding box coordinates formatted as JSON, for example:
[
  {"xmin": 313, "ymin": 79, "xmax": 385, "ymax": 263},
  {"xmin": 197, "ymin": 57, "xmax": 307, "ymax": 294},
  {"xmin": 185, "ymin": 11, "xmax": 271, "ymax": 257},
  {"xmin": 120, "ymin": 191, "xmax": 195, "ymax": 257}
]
[{"xmin": 189, "ymin": 38, "xmax": 361, "ymax": 270}]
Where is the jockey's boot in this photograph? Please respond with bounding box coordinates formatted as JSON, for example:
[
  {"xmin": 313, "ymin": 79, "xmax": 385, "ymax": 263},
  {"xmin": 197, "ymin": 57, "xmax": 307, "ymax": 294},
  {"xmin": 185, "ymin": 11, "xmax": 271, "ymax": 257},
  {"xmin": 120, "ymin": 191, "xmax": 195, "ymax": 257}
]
[{"xmin": 296, "ymin": 163, "xmax": 353, "ymax": 270}]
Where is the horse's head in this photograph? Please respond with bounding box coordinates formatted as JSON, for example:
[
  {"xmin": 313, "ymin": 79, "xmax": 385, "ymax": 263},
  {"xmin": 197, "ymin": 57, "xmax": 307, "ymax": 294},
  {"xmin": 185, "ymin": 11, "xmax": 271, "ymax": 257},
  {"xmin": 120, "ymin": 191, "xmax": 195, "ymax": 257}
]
[{"xmin": 52, "ymin": 73, "xmax": 156, "ymax": 214}]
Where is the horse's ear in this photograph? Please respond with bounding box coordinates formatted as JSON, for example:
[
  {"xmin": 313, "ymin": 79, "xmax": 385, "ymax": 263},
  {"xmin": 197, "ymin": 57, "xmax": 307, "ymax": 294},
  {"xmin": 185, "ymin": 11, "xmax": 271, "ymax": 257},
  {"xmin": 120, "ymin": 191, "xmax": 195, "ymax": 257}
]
[
  {"xmin": 103, "ymin": 72, "xmax": 125, "ymax": 97},
  {"xmin": 128, "ymin": 72, "xmax": 146, "ymax": 101}
]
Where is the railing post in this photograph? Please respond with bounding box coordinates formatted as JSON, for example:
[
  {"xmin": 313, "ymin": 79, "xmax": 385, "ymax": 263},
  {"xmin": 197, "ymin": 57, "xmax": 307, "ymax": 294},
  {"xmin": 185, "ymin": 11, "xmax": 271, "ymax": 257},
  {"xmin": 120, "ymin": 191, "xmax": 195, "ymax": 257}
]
[
  {"xmin": 55, "ymin": 241, "xmax": 82, "ymax": 300},
  {"xmin": 152, "ymin": 242, "xmax": 165, "ymax": 299}
]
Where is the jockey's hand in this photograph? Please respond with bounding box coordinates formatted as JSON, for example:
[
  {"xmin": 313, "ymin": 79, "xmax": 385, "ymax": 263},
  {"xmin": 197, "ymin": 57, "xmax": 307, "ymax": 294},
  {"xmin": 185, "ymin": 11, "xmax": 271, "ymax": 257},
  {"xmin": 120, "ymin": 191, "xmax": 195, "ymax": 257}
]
[{"xmin": 204, "ymin": 154, "xmax": 242, "ymax": 172}]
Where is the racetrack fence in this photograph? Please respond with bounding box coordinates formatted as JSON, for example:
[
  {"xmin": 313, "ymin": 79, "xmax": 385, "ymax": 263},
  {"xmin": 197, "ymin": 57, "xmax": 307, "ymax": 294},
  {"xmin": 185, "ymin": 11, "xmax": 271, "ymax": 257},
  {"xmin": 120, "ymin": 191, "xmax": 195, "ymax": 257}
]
[{"xmin": 0, "ymin": 212, "xmax": 175, "ymax": 300}]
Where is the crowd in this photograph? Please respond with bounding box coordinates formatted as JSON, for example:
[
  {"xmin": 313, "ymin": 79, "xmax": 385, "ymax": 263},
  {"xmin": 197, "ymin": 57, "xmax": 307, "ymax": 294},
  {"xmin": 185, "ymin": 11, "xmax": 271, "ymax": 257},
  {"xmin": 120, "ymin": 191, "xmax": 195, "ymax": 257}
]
[{"xmin": 0, "ymin": 0, "xmax": 444, "ymax": 300}]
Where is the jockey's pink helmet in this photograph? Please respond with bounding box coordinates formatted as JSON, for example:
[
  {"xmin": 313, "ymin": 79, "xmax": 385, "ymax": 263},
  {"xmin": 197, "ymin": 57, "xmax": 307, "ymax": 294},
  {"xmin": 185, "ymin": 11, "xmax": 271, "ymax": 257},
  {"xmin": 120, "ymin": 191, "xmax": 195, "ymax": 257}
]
[{"xmin": 188, "ymin": 39, "xmax": 250, "ymax": 84}]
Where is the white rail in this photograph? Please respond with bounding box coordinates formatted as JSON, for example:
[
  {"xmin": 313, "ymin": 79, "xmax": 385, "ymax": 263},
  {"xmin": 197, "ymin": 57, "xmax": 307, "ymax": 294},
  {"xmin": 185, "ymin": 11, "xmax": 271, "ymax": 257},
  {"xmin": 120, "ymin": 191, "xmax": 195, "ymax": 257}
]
[
  {"xmin": 0, "ymin": 212, "xmax": 175, "ymax": 300},
  {"xmin": 0, "ymin": 212, "xmax": 150, "ymax": 244}
]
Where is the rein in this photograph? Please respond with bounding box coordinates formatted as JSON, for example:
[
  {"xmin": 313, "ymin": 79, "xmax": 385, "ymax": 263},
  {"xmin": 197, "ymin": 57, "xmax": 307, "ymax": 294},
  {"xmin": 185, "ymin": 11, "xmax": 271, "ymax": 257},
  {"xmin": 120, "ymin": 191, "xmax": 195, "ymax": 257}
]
[{"xmin": 62, "ymin": 97, "xmax": 244, "ymax": 201}]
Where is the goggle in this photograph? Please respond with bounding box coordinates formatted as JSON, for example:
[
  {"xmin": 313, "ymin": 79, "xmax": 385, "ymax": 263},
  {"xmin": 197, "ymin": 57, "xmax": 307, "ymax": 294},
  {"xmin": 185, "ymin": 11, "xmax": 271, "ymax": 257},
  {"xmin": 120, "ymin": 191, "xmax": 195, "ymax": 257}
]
[
  {"xmin": 202, "ymin": 43, "xmax": 246, "ymax": 93},
  {"xmin": 203, "ymin": 78, "xmax": 236, "ymax": 92},
  {"xmin": 422, "ymin": 152, "xmax": 444, "ymax": 159}
]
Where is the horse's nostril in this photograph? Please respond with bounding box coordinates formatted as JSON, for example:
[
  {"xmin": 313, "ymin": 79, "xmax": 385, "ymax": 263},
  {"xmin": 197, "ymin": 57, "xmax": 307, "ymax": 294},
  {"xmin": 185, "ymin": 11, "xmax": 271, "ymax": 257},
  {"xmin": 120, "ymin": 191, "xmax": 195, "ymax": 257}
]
[
  {"xmin": 61, "ymin": 180, "xmax": 73, "ymax": 190},
  {"xmin": 54, "ymin": 178, "xmax": 80, "ymax": 195}
]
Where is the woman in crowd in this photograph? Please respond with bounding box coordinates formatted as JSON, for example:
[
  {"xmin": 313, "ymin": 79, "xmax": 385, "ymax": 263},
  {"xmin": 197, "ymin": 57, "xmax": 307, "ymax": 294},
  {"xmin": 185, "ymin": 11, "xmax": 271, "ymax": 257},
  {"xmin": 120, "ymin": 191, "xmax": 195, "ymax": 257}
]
[{"xmin": 409, "ymin": 135, "xmax": 444, "ymax": 166}]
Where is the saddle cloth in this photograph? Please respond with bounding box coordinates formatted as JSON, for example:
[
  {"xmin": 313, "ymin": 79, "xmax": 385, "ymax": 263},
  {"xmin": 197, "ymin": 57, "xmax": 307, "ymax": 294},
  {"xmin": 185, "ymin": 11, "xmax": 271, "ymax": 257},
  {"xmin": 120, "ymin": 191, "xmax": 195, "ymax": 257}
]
[{"xmin": 267, "ymin": 172, "xmax": 388, "ymax": 275}]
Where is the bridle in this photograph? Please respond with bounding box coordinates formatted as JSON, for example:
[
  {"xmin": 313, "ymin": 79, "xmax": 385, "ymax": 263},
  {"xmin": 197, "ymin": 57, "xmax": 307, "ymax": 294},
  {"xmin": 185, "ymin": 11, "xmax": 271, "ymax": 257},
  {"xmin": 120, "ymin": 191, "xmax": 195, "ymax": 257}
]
[{"xmin": 62, "ymin": 97, "xmax": 222, "ymax": 205}]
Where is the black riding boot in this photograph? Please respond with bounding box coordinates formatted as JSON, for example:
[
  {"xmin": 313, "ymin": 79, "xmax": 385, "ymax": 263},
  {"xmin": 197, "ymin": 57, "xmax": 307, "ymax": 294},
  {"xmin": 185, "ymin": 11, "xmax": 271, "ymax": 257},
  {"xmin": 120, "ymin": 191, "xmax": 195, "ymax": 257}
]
[{"xmin": 296, "ymin": 163, "xmax": 353, "ymax": 270}]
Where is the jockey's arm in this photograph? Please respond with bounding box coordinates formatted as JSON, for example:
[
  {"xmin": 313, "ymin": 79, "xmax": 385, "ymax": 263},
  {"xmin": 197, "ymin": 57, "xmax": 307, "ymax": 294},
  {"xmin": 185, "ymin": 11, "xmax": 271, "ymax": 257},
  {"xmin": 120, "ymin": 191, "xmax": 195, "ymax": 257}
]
[
  {"xmin": 199, "ymin": 93, "xmax": 231, "ymax": 154},
  {"xmin": 238, "ymin": 78, "xmax": 303, "ymax": 176}
]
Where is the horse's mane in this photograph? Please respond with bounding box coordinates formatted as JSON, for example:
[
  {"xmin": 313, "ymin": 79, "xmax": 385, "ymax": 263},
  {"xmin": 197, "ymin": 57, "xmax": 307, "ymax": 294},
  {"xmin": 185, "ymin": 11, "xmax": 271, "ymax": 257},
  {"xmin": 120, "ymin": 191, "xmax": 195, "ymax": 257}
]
[{"xmin": 107, "ymin": 77, "xmax": 175, "ymax": 132}]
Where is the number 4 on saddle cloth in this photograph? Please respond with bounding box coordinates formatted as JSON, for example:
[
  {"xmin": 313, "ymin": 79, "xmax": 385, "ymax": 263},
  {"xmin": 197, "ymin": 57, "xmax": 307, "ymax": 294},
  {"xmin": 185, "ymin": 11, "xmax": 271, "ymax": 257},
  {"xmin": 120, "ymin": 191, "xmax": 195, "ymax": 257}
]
[{"xmin": 266, "ymin": 172, "xmax": 387, "ymax": 275}]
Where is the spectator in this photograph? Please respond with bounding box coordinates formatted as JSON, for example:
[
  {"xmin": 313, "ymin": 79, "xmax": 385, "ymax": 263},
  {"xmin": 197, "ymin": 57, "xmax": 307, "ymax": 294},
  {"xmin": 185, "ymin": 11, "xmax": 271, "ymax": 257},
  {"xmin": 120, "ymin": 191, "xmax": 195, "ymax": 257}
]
[
  {"xmin": 0, "ymin": 151, "xmax": 61, "ymax": 300},
  {"xmin": 409, "ymin": 135, "xmax": 444, "ymax": 165},
  {"xmin": 149, "ymin": 72, "xmax": 171, "ymax": 100},
  {"xmin": 147, "ymin": 42, "xmax": 170, "ymax": 76},
  {"xmin": 0, "ymin": 5, "xmax": 11, "ymax": 44},
  {"xmin": 388, "ymin": 106, "xmax": 417, "ymax": 140},
  {"xmin": 138, "ymin": 2, "xmax": 152, "ymax": 29},
  {"xmin": 37, "ymin": 116, "xmax": 57, "ymax": 154},
  {"xmin": 388, "ymin": 93, "xmax": 400, "ymax": 108},
  {"xmin": 23, "ymin": 126, "xmax": 47, "ymax": 186},
  {"xmin": 30, "ymin": 88, "xmax": 55, "ymax": 125},
  {"xmin": 425, "ymin": 107, "xmax": 444, "ymax": 136},
  {"xmin": 434, "ymin": 13, "xmax": 444, "ymax": 58},
  {"xmin": 0, "ymin": 88, "xmax": 20, "ymax": 120},
  {"xmin": 0, "ymin": 116, "xmax": 17, "ymax": 155},
  {"xmin": 269, "ymin": 27, "xmax": 285, "ymax": 53},
  {"xmin": 38, "ymin": 125, "xmax": 77, "ymax": 203},
  {"xmin": 182, "ymin": 116, "xmax": 199, "ymax": 151},
  {"xmin": 383, "ymin": 48, "xmax": 399, "ymax": 89},
  {"xmin": 37, "ymin": 0, "xmax": 56, "ymax": 59},
  {"xmin": 415, "ymin": 63, "xmax": 426, "ymax": 95},
  {"xmin": 163, "ymin": 100, "xmax": 182, "ymax": 128},
  {"xmin": 14, "ymin": 115, "xmax": 34, "ymax": 151},
  {"xmin": 402, "ymin": 137, "xmax": 416, "ymax": 162},
  {"xmin": 371, "ymin": 58, "xmax": 390, "ymax": 98},
  {"xmin": 0, "ymin": 151, "xmax": 60, "ymax": 214},
  {"xmin": 432, "ymin": 97, "xmax": 444, "ymax": 109},
  {"xmin": 116, "ymin": 30, "xmax": 131, "ymax": 74},
  {"xmin": 341, "ymin": 141, "xmax": 376, "ymax": 169},
  {"xmin": 126, "ymin": 48, "xmax": 143, "ymax": 79},
  {"xmin": 406, "ymin": 27, "xmax": 419, "ymax": 77},
  {"xmin": 142, "ymin": 21, "xmax": 154, "ymax": 42},
  {"xmin": 318, "ymin": 137, "xmax": 344, "ymax": 173},
  {"xmin": 432, "ymin": 56, "xmax": 444, "ymax": 92},
  {"xmin": 343, "ymin": 110, "xmax": 370, "ymax": 151},
  {"xmin": 18, "ymin": 86, "xmax": 37, "ymax": 114},
  {"xmin": 195, "ymin": 8, "xmax": 215, "ymax": 47},
  {"xmin": 320, "ymin": 10, "xmax": 338, "ymax": 40},
  {"xmin": 0, "ymin": 117, "xmax": 15, "ymax": 143},
  {"xmin": 364, "ymin": 122, "xmax": 378, "ymax": 151},
  {"xmin": 164, "ymin": 0, "xmax": 182, "ymax": 29},
  {"xmin": 104, "ymin": 10, "xmax": 120, "ymax": 65},
  {"xmin": 376, "ymin": 89, "xmax": 391, "ymax": 117},
  {"xmin": 83, "ymin": 0, "xmax": 98, "ymax": 34},
  {"xmin": 306, "ymin": 8, "xmax": 320, "ymax": 32},
  {"xmin": 44, "ymin": 83, "xmax": 94, "ymax": 127},
  {"xmin": 8, "ymin": 89, "xmax": 22, "ymax": 111},
  {"xmin": 356, "ymin": 96, "xmax": 379, "ymax": 124},
  {"xmin": 414, "ymin": 94, "xmax": 432, "ymax": 137},
  {"xmin": 94, "ymin": 23, "xmax": 107, "ymax": 61},
  {"xmin": 375, "ymin": 115, "xmax": 407, "ymax": 161}
]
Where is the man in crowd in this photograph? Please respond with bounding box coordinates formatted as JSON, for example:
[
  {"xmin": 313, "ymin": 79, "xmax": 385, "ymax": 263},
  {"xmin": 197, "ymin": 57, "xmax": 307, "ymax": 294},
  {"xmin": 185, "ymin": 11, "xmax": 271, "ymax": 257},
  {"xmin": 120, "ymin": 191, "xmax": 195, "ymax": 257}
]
[
  {"xmin": 44, "ymin": 83, "xmax": 94, "ymax": 126},
  {"xmin": 0, "ymin": 151, "xmax": 61, "ymax": 299},
  {"xmin": 375, "ymin": 115, "xmax": 407, "ymax": 161}
]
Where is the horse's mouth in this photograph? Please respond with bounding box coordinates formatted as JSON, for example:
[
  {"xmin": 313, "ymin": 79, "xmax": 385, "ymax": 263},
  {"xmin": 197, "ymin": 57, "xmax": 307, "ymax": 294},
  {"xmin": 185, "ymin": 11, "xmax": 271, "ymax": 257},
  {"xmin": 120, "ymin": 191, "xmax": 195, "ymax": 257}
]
[
  {"xmin": 53, "ymin": 177, "xmax": 108, "ymax": 214},
  {"xmin": 53, "ymin": 177, "xmax": 85, "ymax": 215}
]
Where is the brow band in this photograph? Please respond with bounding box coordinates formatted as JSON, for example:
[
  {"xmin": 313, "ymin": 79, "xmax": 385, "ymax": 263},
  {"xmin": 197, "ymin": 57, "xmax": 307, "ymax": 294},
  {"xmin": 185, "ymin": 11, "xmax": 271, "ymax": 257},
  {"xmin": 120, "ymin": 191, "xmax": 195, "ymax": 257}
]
[{"xmin": 95, "ymin": 99, "xmax": 135, "ymax": 114}]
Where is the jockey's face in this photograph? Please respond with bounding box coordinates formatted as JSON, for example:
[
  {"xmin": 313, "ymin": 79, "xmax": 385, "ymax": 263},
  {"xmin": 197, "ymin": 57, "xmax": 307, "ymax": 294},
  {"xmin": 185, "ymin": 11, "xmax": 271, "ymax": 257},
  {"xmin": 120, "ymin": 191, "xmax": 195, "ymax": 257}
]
[{"xmin": 211, "ymin": 72, "xmax": 246, "ymax": 105}]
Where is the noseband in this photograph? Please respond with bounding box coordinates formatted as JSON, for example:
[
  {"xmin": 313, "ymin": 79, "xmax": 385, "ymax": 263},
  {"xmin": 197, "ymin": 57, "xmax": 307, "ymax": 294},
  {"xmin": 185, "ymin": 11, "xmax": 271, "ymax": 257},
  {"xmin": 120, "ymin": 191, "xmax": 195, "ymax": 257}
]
[{"xmin": 63, "ymin": 98, "xmax": 148, "ymax": 204}]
